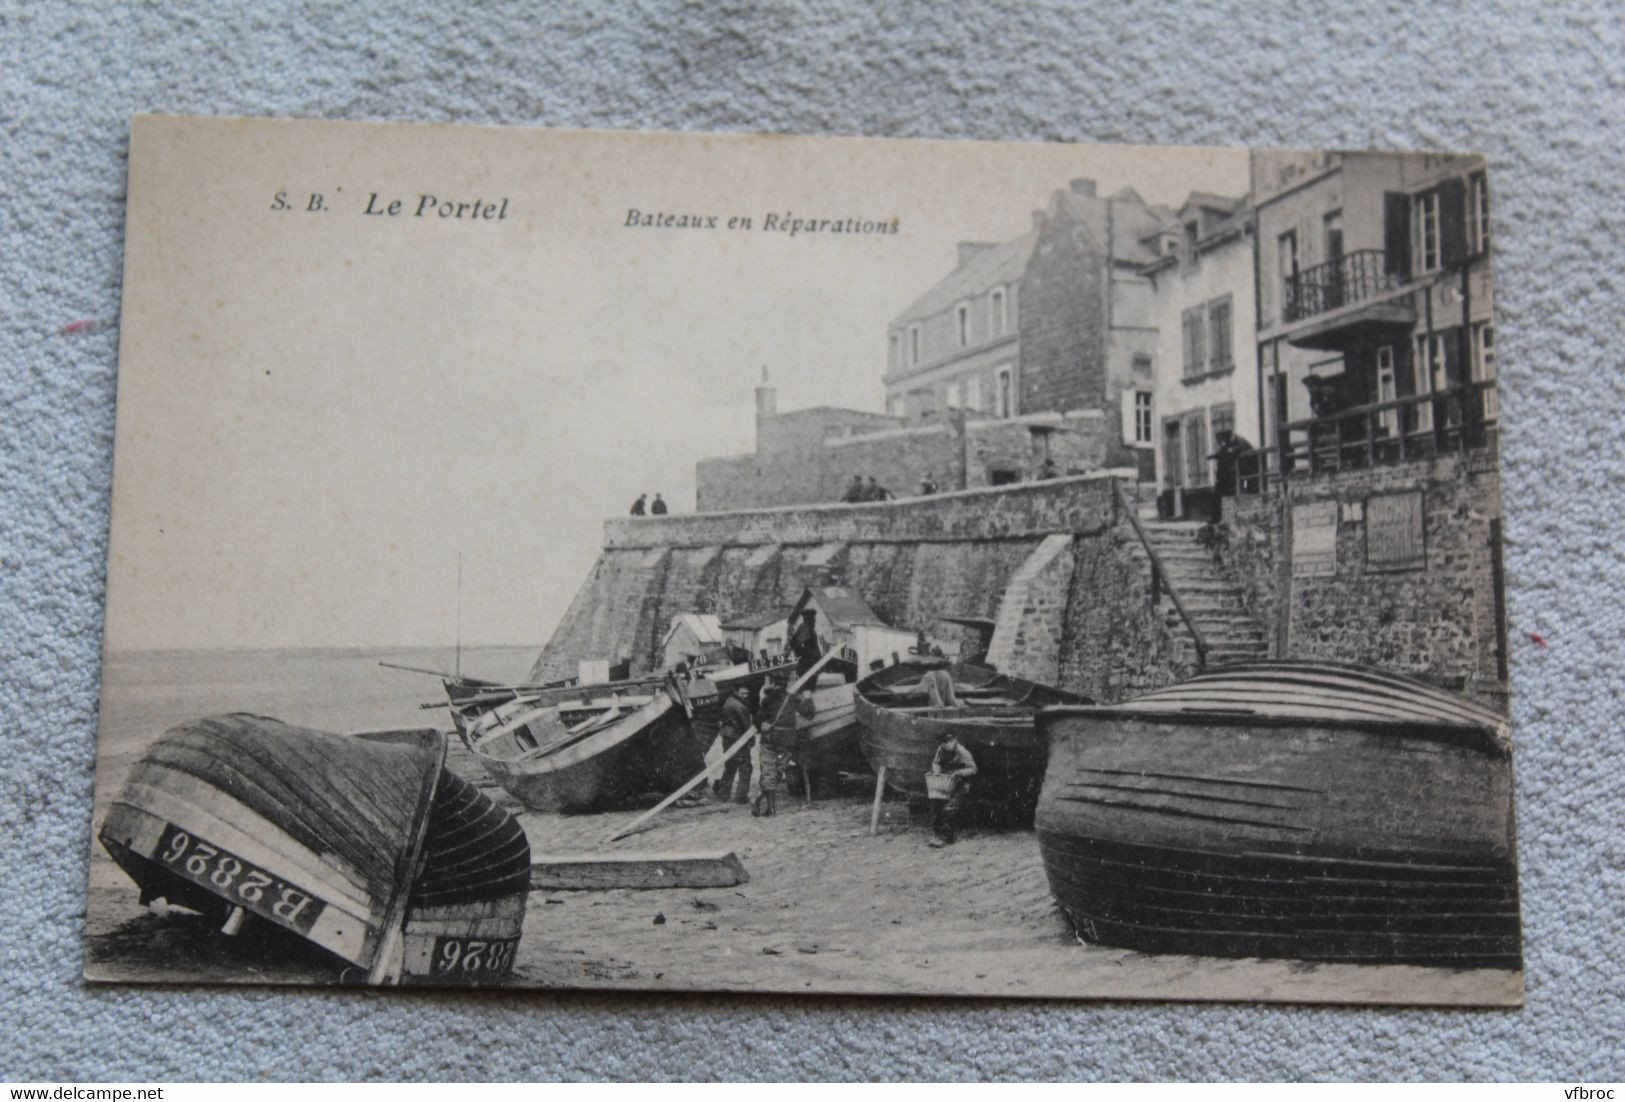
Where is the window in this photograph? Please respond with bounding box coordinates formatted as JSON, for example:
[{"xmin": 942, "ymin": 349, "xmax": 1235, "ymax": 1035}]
[
  {"xmin": 1183, "ymin": 220, "xmax": 1200, "ymax": 262},
  {"xmin": 1278, "ymin": 230, "xmax": 1299, "ymax": 316},
  {"xmin": 1416, "ymin": 190, "xmax": 1441, "ymax": 273},
  {"xmin": 1376, "ymin": 345, "xmax": 1397, "ymax": 434},
  {"xmin": 1183, "ymin": 414, "xmax": 1209, "ymax": 487},
  {"xmin": 956, "ymin": 303, "xmax": 970, "ymax": 347},
  {"xmin": 1207, "ymin": 295, "xmax": 1233, "ymax": 370},
  {"xmin": 1324, "ymin": 211, "xmax": 1344, "ymax": 262},
  {"xmin": 1473, "ymin": 322, "xmax": 1497, "ymax": 421},
  {"xmin": 1471, "ymin": 172, "xmax": 1490, "ymax": 254},
  {"xmin": 909, "ymin": 324, "xmax": 922, "ymax": 366},
  {"xmin": 1412, "ymin": 333, "xmax": 1447, "ymax": 431},
  {"xmin": 990, "ymin": 288, "xmax": 1007, "ymax": 337},
  {"xmin": 996, "ymin": 366, "xmax": 1013, "ymax": 418},
  {"xmin": 1134, "ymin": 391, "xmax": 1153, "ymax": 444},
  {"xmin": 965, "ymin": 376, "xmax": 983, "ymax": 413},
  {"xmin": 1181, "ymin": 306, "xmax": 1206, "ymax": 379}
]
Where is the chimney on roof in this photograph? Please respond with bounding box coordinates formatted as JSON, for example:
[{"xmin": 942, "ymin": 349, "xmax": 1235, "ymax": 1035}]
[
  {"xmin": 957, "ymin": 241, "xmax": 996, "ymax": 267},
  {"xmin": 1070, "ymin": 178, "xmax": 1097, "ymax": 196},
  {"xmin": 755, "ymin": 366, "xmax": 776, "ymax": 423}
]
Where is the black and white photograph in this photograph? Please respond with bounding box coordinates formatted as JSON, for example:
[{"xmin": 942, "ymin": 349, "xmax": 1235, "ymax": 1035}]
[{"xmin": 86, "ymin": 115, "xmax": 1518, "ymax": 1005}]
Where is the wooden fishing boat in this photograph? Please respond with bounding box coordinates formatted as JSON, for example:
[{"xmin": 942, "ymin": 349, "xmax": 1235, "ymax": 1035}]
[
  {"xmin": 98, "ymin": 714, "xmax": 531, "ymax": 985},
  {"xmin": 445, "ymin": 672, "xmax": 663, "ymax": 739},
  {"xmin": 854, "ymin": 659, "xmax": 1088, "ymax": 810},
  {"xmin": 1034, "ymin": 661, "xmax": 1520, "ymax": 968},
  {"xmin": 461, "ymin": 681, "xmax": 701, "ymax": 813}
]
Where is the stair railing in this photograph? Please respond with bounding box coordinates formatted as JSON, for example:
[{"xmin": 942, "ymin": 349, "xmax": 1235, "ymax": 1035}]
[{"xmin": 1111, "ymin": 479, "xmax": 1209, "ymax": 671}]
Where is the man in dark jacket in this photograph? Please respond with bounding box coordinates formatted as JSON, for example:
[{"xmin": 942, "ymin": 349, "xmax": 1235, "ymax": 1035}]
[
  {"xmin": 864, "ymin": 476, "xmax": 893, "ymax": 501},
  {"xmin": 752, "ymin": 677, "xmax": 814, "ymax": 818},
  {"xmin": 712, "ymin": 685, "xmax": 755, "ymax": 804},
  {"xmin": 841, "ymin": 475, "xmax": 866, "ymax": 503},
  {"xmin": 650, "ymin": 492, "xmax": 668, "ymax": 515},
  {"xmin": 788, "ymin": 609, "xmax": 823, "ymax": 676},
  {"xmin": 926, "ymin": 732, "xmax": 977, "ymax": 847},
  {"xmin": 629, "ymin": 493, "xmax": 647, "ymax": 515}
]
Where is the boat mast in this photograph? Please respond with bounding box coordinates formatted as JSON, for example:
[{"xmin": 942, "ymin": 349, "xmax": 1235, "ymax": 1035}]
[{"xmin": 455, "ymin": 550, "xmax": 463, "ymax": 679}]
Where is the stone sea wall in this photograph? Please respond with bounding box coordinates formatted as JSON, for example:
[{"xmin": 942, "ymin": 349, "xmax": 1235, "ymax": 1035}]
[{"xmin": 531, "ymin": 471, "xmax": 1186, "ymax": 703}]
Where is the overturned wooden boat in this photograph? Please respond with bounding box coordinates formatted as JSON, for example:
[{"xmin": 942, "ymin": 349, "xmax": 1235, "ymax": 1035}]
[
  {"xmin": 98, "ymin": 714, "xmax": 531, "ymax": 984},
  {"xmin": 1035, "ymin": 661, "xmax": 1521, "ymax": 969},
  {"xmin": 462, "ymin": 681, "xmax": 701, "ymax": 813},
  {"xmin": 854, "ymin": 659, "xmax": 1088, "ymax": 810}
]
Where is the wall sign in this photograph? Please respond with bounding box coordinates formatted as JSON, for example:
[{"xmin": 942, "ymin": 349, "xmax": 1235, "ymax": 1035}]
[
  {"xmin": 1366, "ymin": 490, "xmax": 1427, "ymax": 572},
  {"xmin": 1291, "ymin": 501, "xmax": 1338, "ymax": 577}
]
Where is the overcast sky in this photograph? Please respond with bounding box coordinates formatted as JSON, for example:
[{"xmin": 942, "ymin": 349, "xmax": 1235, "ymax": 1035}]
[{"xmin": 105, "ymin": 118, "xmax": 1247, "ymax": 652}]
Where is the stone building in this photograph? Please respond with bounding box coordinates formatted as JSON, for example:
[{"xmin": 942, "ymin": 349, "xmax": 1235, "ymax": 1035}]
[
  {"xmin": 1250, "ymin": 150, "xmax": 1495, "ymax": 476},
  {"xmin": 885, "ymin": 177, "xmax": 1173, "ymax": 474},
  {"xmin": 1140, "ymin": 191, "xmax": 1257, "ymax": 519},
  {"xmin": 1218, "ymin": 150, "xmax": 1505, "ymax": 705},
  {"xmin": 694, "ymin": 372, "xmax": 1108, "ymax": 512}
]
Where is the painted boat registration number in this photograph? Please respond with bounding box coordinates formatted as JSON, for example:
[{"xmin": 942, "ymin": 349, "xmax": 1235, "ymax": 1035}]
[
  {"xmin": 155, "ymin": 822, "xmax": 326, "ymax": 936},
  {"xmin": 431, "ymin": 936, "xmax": 519, "ymax": 977}
]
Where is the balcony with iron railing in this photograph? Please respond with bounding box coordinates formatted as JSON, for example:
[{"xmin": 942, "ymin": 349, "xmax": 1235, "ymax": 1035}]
[
  {"xmin": 1283, "ymin": 249, "xmax": 1409, "ymax": 324},
  {"xmin": 1235, "ymin": 380, "xmax": 1498, "ymax": 491}
]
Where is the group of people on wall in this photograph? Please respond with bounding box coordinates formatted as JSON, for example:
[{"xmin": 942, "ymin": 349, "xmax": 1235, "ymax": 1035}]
[{"xmin": 628, "ymin": 492, "xmax": 668, "ymax": 516}]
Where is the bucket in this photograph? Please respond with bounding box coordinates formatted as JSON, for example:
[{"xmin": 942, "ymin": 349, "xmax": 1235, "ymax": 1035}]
[{"xmin": 924, "ymin": 772, "xmax": 957, "ymax": 800}]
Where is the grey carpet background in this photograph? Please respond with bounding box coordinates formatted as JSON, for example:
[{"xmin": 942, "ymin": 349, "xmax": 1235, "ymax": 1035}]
[{"xmin": 3, "ymin": 0, "xmax": 1621, "ymax": 1082}]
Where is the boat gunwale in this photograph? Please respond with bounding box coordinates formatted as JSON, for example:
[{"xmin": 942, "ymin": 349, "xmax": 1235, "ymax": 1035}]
[
  {"xmin": 469, "ymin": 693, "xmax": 681, "ymax": 778},
  {"xmin": 1036, "ymin": 704, "xmax": 1508, "ymax": 758}
]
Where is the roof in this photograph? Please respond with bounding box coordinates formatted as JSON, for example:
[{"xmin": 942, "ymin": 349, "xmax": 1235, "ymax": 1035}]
[
  {"xmin": 890, "ymin": 231, "xmax": 1038, "ymax": 328},
  {"xmin": 661, "ymin": 613, "xmax": 721, "ymax": 649},
  {"xmin": 720, "ymin": 608, "xmax": 792, "ymax": 630},
  {"xmin": 792, "ymin": 586, "xmax": 887, "ymax": 628},
  {"xmin": 1055, "ymin": 661, "xmax": 1509, "ymax": 750},
  {"xmin": 1047, "ymin": 188, "xmax": 1170, "ymax": 266}
]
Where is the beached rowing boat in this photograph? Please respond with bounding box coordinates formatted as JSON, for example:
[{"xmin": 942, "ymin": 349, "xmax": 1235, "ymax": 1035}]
[
  {"xmin": 97, "ymin": 714, "xmax": 531, "ymax": 984},
  {"xmin": 854, "ymin": 659, "xmax": 1087, "ymax": 810},
  {"xmin": 461, "ymin": 681, "xmax": 701, "ymax": 813},
  {"xmin": 1034, "ymin": 661, "xmax": 1521, "ymax": 968}
]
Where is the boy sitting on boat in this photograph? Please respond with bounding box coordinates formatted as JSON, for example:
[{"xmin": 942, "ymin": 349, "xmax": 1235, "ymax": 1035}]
[{"xmin": 926, "ymin": 732, "xmax": 977, "ymax": 848}]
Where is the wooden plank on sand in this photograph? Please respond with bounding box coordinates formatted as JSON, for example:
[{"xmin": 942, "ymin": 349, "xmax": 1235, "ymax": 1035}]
[{"xmin": 529, "ymin": 850, "xmax": 750, "ymax": 891}]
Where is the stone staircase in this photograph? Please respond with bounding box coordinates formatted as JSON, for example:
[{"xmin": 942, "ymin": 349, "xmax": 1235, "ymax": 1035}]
[{"xmin": 1135, "ymin": 518, "xmax": 1269, "ymax": 667}]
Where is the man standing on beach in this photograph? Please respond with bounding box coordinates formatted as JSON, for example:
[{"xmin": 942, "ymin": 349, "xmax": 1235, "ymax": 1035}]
[
  {"xmin": 753, "ymin": 675, "xmax": 813, "ymax": 818},
  {"xmin": 926, "ymin": 731, "xmax": 977, "ymax": 848},
  {"xmin": 713, "ymin": 684, "xmax": 755, "ymax": 805}
]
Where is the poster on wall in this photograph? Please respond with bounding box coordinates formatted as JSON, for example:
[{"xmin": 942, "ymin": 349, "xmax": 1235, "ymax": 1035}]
[
  {"xmin": 1291, "ymin": 501, "xmax": 1339, "ymax": 577},
  {"xmin": 87, "ymin": 116, "xmax": 1518, "ymax": 1006}
]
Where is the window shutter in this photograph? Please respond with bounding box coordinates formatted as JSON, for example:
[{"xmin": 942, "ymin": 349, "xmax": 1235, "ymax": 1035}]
[
  {"xmin": 1438, "ymin": 177, "xmax": 1468, "ymax": 268},
  {"xmin": 1383, "ymin": 192, "xmax": 1411, "ymax": 277},
  {"xmin": 1120, "ymin": 391, "xmax": 1137, "ymax": 445}
]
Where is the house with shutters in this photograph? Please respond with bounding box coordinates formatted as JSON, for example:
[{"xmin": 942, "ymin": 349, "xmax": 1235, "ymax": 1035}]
[
  {"xmin": 1250, "ymin": 150, "xmax": 1495, "ymax": 479},
  {"xmin": 884, "ymin": 177, "xmax": 1174, "ymax": 477},
  {"xmin": 1141, "ymin": 191, "xmax": 1256, "ymax": 518}
]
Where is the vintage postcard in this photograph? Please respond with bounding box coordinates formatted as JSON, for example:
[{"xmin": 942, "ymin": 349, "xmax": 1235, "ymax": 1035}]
[{"xmin": 88, "ymin": 115, "xmax": 1518, "ymax": 1004}]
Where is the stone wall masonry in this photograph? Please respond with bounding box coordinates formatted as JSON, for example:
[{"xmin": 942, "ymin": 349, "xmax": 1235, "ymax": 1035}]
[
  {"xmin": 1220, "ymin": 454, "xmax": 1505, "ymax": 702},
  {"xmin": 1057, "ymin": 525, "xmax": 1188, "ymax": 703},
  {"xmin": 606, "ymin": 472, "xmax": 1127, "ymax": 550},
  {"xmin": 536, "ymin": 474, "xmax": 1144, "ymax": 684},
  {"xmin": 986, "ymin": 533, "xmax": 1076, "ymax": 683}
]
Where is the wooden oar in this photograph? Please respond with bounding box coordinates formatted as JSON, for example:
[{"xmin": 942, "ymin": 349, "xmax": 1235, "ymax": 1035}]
[{"xmin": 606, "ymin": 649, "xmax": 839, "ymax": 843}]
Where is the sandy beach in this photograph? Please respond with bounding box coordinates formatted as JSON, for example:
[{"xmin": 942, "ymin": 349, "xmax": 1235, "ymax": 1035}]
[{"xmin": 84, "ymin": 646, "xmax": 1522, "ymax": 1006}]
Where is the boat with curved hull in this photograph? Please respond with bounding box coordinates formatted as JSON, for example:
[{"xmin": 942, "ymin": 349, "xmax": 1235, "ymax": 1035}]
[
  {"xmin": 462, "ymin": 685, "xmax": 701, "ymax": 814},
  {"xmin": 98, "ymin": 714, "xmax": 531, "ymax": 984},
  {"xmin": 854, "ymin": 660, "xmax": 1088, "ymax": 811},
  {"xmin": 1035, "ymin": 662, "xmax": 1520, "ymax": 969}
]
